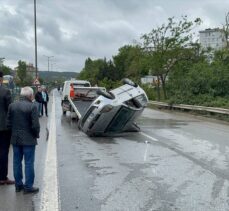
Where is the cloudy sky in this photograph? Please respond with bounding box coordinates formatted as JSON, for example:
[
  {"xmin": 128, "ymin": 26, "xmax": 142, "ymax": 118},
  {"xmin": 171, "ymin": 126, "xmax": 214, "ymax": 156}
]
[{"xmin": 0, "ymin": 0, "xmax": 228, "ymax": 73}]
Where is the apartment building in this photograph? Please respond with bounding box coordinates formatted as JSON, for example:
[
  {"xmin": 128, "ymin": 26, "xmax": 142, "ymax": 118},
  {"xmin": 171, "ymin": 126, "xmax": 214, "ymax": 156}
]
[{"xmin": 199, "ymin": 28, "xmax": 227, "ymax": 50}]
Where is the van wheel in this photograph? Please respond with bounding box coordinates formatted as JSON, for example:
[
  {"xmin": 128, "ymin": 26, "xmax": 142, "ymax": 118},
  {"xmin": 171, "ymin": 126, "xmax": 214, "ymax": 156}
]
[
  {"xmin": 122, "ymin": 78, "xmax": 138, "ymax": 87},
  {"xmin": 96, "ymin": 89, "xmax": 115, "ymax": 99}
]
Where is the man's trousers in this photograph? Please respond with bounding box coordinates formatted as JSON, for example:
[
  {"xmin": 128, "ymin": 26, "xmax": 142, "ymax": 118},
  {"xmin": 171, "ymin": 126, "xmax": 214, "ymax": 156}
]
[{"xmin": 0, "ymin": 131, "xmax": 11, "ymax": 181}]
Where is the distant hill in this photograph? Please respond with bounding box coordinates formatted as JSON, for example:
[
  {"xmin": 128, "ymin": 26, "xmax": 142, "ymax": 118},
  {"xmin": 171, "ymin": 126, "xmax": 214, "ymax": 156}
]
[{"xmin": 39, "ymin": 71, "xmax": 79, "ymax": 82}]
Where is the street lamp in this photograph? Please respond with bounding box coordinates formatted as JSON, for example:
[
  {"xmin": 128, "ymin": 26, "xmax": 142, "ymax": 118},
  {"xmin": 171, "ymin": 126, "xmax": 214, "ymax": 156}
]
[
  {"xmin": 43, "ymin": 55, "xmax": 54, "ymax": 72},
  {"xmin": 34, "ymin": 0, "xmax": 38, "ymax": 79}
]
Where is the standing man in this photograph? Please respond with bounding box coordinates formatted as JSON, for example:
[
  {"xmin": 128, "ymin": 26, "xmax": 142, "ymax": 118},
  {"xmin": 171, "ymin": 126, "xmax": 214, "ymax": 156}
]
[
  {"xmin": 0, "ymin": 71, "xmax": 14, "ymax": 185},
  {"xmin": 7, "ymin": 86, "xmax": 40, "ymax": 194},
  {"xmin": 35, "ymin": 86, "xmax": 43, "ymax": 117},
  {"xmin": 41, "ymin": 86, "xmax": 49, "ymax": 117}
]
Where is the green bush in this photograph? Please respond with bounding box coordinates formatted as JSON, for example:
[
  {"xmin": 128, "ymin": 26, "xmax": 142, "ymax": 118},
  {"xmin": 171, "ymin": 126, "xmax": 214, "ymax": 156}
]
[
  {"xmin": 97, "ymin": 78, "xmax": 122, "ymax": 90},
  {"xmin": 141, "ymin": 84, "xmax": 157, "ymax": 100}
]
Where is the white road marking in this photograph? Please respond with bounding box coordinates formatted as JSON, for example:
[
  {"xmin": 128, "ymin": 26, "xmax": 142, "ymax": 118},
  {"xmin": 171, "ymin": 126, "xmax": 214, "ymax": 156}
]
[
  {"xmin": 40, "ymin": 93, "xmax": 60, "ymax": 211},
  {"xmin": 140, "ymin": 132, "xmax": 159, "ymax": 142},
  {"xmin": 143, "ymin": 142, "xmax": 149, "ymax": 162}
]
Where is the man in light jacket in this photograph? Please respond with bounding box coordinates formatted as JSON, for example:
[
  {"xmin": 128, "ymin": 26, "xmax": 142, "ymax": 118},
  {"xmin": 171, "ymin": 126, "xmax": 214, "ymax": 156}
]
[
  {"xmin": 41, "ymin": 86, "xmax": 49, "ymax": 117},
  {"xmin": 7, "ymin": 86, "xmax": 40, "ymax": 194}
]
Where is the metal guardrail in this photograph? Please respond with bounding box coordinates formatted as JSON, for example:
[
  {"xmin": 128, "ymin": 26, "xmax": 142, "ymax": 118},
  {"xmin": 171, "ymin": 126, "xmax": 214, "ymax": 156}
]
[{"xmin": 149, "ymin": 101, "xmax": 229, "ymax": 115}]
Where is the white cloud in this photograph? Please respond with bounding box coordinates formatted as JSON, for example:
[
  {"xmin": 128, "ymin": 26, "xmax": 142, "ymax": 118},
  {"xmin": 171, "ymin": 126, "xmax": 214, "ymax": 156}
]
[{"xmin": 0, "ymin": 0, "xmax": 228, "ymax": 73}]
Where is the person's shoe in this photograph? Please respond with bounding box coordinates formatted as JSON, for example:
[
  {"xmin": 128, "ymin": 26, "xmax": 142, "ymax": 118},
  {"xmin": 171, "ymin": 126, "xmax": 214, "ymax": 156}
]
[
  {"xmin": 23, "ymin": 187, "xmax": 39, "ymax": 194},
  {"xmin": 0, "ymin": 178, "xmax": 15, "ymax": 185},
  {"xmin": 0, "ymin": 180, "xmax": 5, "ymax": 185},
  {"xmin": 15, "ymin": 185, "xmax": 24, "ymax": 192},
  {"xmin": 5, "ymin": 178, "xmax": 15, "ymax": 185}
]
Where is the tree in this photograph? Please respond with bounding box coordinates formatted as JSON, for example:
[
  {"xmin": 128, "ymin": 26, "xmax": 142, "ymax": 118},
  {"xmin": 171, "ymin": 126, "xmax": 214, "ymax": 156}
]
[
  {"xmin": 113, "ymin": 45, "xmax": 147, "ymax": 81},
  {"xmin": 17, "ymin": 60, "xmax": 27, "ymax": 86},
  {"xmin": 78, "ymin": 58, "xmax": 104, "ymax": 85},
  {"xmin": 1, "ymin": 65, "xmax": 12, "ymax": 75},
  {"xmin": 223, "ymin": 12, "xmax": 229, "ymax": 49},
  {"xmin": 79, "ymin": 57, "xmax": 121, "ymax": 87},
  {"xmin": 141, "ymin": 16, "xmax": 202, "ymax": 100},
  {"xmin": 214, "ymin": 48, "xmax": 229, "ymax": 65}
]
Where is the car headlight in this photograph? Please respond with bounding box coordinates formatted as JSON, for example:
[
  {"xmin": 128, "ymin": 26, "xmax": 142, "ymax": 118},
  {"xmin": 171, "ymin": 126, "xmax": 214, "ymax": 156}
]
[{"xmin": 100, "ymin": 104, "xmax": 113, "ymax": 113}]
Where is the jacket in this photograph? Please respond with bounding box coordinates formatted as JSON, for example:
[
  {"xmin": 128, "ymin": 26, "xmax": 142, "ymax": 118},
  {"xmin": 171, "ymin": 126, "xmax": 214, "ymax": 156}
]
[
  {"xmin": 42, "ymin": 91, "xmax": 49, "ymax": 103},
  {"xmin": 6, "ymin": 97, "xmax": 40, "ymax": 145},
  {"xmin": 0, "ymin": 85, "xmax": 12, "ymax": 131},
  {"xmin": 35, "ymin": 91, "xmax": 43, "ymax": 103}
]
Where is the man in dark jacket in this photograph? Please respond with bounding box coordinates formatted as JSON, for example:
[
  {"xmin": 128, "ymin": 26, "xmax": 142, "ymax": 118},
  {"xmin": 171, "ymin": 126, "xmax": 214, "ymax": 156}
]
[
  {"xmin": 0, "ymin": 71, "xmax": 14, "ymax": 185},
  {"xmin": 35, "ymin": 86, "xmax": 43, "ymax": 117},
  {"xmin": 7, "ymin": 86, "xmax": 40, "ymax": 194}
]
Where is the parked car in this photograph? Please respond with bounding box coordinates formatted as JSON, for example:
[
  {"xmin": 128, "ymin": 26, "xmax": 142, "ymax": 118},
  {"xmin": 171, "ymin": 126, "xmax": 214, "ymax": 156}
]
[
  {"xmin": 3, "ymin": 75, "xmax": 14, "ymax": 89},
  {"xmin": 78, "ymin": 79, "xmax": 148, "ymax": 136}
]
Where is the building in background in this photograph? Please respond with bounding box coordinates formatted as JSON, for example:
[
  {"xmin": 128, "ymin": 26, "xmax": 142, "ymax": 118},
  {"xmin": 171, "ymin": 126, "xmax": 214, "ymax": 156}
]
[
  {"xmin": 26, "ymin": 63, "xmax": 37, "ymax": 79},
  {"xmin": 14, "ymin": 63, "xmax": 37, "ymax": 79},
  {"xmin": 199, "ymin": 28, "xmax": 227, "ymax": 50},
  {"xmin": 141, "ymin": 75, "xmax": 157, "ymax": 85}
]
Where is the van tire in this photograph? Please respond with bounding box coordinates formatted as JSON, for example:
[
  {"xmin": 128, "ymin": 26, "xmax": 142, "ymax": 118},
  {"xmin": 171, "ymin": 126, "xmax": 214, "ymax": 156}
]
[{"xmin": 122, "ymin": 78, "xmax": 138, "ymax": 87}]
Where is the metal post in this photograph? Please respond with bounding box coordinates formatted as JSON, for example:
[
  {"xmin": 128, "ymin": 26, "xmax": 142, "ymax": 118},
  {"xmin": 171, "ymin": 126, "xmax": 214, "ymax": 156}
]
[
  {"xmin": 34, "ymin": 0, "xmax": 38, "ymax": 78},
  {"xmin": 43, "ymin": 55, "xmax": 54, "ymax": 72},
  {"xmin": 0, "ymin": 58, "xmax": 5, "ymax": 66},
  {"xmin": 48, "ymin": 57, "xmax": 49, "ymax": 72},
  {"xmin": 0, "ymin": 58, "xmax": 5, "ymax": 72}
]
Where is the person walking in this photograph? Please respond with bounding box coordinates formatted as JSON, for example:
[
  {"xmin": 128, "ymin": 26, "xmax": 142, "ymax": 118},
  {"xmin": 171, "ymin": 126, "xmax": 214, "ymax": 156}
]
[
  {"xmin": 35, "ymin": 86, "xmax": 43, "ymax": 117},
  {"xmin": 41, "ymin": 86, "xmax": 49, "ymax": 117},
  {"xmin": 0, "ymin": 71, "xmax": 14, "ymax": 185},
  {"xmin": 7, "ymin": 86, "xmax": 40, "ymax": 194}
]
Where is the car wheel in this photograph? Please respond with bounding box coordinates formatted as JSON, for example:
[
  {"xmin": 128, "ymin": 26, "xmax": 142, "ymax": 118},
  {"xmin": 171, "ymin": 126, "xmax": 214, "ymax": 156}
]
[
  {"xmin": 97, "ymin": 89, "xmax": 115, "ymax": 99},
  {"xmin": 122, "ymin": 78, "xmax": 138, "ymax": 87}
]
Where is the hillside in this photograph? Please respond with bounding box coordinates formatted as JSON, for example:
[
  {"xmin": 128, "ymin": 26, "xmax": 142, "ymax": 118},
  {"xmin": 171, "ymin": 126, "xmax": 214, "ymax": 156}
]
[{"xmin": 39, "ymin": 71, "xmax": 79, "ymax": 82}]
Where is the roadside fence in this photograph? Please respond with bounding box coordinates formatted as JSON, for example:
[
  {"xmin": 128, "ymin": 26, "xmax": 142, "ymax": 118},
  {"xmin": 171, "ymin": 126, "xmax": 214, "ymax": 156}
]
[{"xmin": 149, "ymin": 101, "xmax": 229, "ymax": 115}]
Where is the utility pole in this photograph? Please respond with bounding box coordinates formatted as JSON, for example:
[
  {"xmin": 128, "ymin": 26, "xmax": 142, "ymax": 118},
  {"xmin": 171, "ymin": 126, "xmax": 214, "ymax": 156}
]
[
  {"xmin": 226, "ymin": 12, "xmax": 229, "ymax": 48},
  {"xmin": 43, "ymin": 55, "xmax": 54, "ymax": 72},
  {"xmin": 0, "ymin": 58, "xmax": 5, "ymax": 66},
  {"xmin": 34, "ymin": 0, "xmax": 38, "ymax": 78},
  {"xmin": 50, "ymin": 62, "xmax": 56, "ymax": 72},
  {"xmin": 0, "ymin": 58, "xmax": 5, "ymax": 72}
]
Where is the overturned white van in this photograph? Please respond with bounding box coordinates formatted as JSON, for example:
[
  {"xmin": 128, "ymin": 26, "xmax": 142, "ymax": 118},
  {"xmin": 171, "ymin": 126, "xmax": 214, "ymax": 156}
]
[{"xmin": 78, "ymin": 79, "xmax": 148, "ymax": 136}]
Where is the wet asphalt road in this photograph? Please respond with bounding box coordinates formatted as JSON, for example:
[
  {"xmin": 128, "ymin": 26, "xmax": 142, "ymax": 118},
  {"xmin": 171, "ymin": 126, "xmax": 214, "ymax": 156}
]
[{"xmin": 1, "ymin": 90, "xmax": 229, "ymax": 211}]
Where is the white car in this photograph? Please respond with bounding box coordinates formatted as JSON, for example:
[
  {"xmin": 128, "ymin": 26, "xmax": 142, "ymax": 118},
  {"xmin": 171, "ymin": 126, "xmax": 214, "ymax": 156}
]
[{"xmin": 78, "ymin": 79, "xmax": 148, "ymax": 136}]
